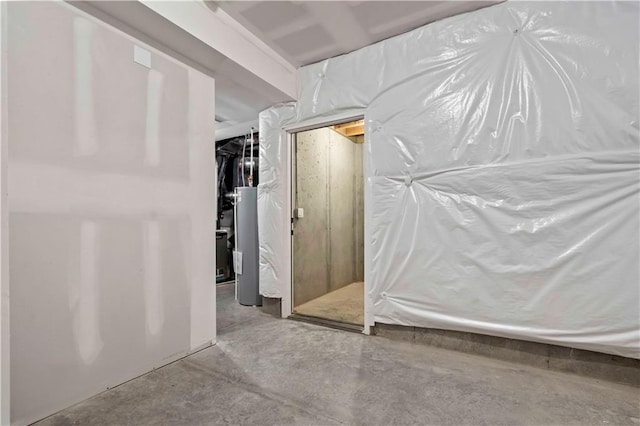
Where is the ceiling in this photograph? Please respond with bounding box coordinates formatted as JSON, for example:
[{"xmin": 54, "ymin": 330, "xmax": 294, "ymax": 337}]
[
  {"xmin": 71, "ymin": 0, "xmax": 293, "ymax": 130},
  {"xmin": 215, "ymin": 1, "xmax": 500, "ymax": 67},
  {"xmin": 74, "ymin": 1, "xmax": 501, "ymax": 138}
]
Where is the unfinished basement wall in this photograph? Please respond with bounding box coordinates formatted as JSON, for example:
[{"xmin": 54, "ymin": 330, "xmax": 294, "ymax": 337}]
[
  {"xmin": 259, "ymin": 1, "xmax": 639, "ymax": 358},
  {"xmin": 293, "ymin": 128, "xmax": 363, "ymax": 306},
  {"xmin": 6, "ymin": 2, "xmax": 216, "ymax": 424}
]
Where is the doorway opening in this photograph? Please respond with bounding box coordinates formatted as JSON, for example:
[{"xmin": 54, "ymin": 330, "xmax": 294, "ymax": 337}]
[
  {"xmin": 291, "ymin": 119, "xmax": 365, "ymax": 329},
  {"xmin": 215, "ymin": 129, "xmax": 262, "ymax": 336}
]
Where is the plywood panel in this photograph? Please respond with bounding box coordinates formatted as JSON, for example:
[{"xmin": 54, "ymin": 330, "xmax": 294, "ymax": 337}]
[{"xmin": 294, "ymin": 282, "xmax": 364, "ymax": 325}]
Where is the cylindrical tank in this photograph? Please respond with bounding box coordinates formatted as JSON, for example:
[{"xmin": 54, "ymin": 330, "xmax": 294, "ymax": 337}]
[{"xmin": 235, "ymin": 186, "xmax": 262, "ymax": 306}]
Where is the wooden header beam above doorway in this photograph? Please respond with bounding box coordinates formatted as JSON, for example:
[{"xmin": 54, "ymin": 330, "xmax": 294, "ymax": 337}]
[{"xmin": 332, "ymin": 120, "xmax": 364, "ymax": 138}]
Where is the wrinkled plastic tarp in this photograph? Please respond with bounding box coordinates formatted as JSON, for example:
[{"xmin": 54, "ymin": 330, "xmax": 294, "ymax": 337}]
[
  {"xmin": 258, "ymin": 104, "xmax": 296, "ymax": 298},
  {"xmin": 259, "ymin": 1, "xmax": 640, "ymax": 358}
]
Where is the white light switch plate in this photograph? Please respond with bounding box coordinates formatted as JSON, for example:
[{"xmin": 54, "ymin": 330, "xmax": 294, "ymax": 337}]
[
  {"xmin": 294, "ymin": 208, "xmax": 304, "ymax": 218},
  {"xmin": 133, "ymin": 45, "xmax": 151, "ymax": 68}
]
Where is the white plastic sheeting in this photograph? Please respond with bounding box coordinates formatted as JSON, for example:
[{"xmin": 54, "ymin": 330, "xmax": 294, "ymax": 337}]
[
  {"xmin": 258, "ymin": 1, "xmax": 639, "ymax": 358},
  {"xmin": 258, "ymin": 104, "xmax": 296, "ymax": 298}
]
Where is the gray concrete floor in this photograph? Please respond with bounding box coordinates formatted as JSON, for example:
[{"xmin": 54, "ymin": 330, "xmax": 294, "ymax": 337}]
[{"xmin": 38, "ymin": 282, "xmax": 640, "ymax": 425}]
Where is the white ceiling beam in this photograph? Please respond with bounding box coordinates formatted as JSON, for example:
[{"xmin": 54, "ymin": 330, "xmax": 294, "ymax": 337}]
[{"xmin": 140, "ymin": 0, "xmax": 297, "ymax": 100}]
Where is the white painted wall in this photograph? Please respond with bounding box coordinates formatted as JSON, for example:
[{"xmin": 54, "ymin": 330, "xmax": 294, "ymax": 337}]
[{"xmin": 6, "ymin": 2, "xmax": 216, "ymax": 424}]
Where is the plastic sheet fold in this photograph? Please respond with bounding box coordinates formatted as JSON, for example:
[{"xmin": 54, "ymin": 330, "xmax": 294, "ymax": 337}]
[
  {"xmin": 259, "ymin": 1, "xmax": 639, "ymax": 358},
  {"xmin": 257, "ymin": 103, "xmax": 296, "ymax": 297}
]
